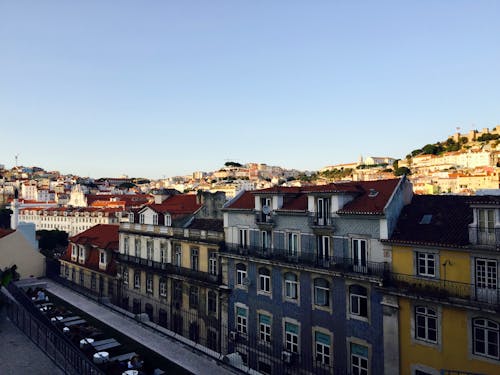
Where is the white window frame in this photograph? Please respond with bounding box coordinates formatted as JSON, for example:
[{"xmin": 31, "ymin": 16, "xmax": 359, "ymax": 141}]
[
  {"xmin": 284, "ymin": 272, "xmax": 298, "ymax": 300},
  {"xmin": 146, "ymin": 275, "xmax": 153, "ymax": 293},
  {"xmin": 78, "ymin": 246, "xmax": 85, "ymax": 264},
  {"xmin": 146, "ymin": 240, "xmax": 154, "ymax": 261},
  {"xmin": 71, "ymin": 245, "xmax": 77, "ymax": 261},
  {"xmin": 124, "ymin": 236, "xmax": 129, "ymax": 255},
  {"xmin": 164, "ymin": 213, "xmax": 172, "ymax": 226},
  {"xmin": 349, "ymin": 284, "xmax": 369, "ymax": 320},
  {"xmin": 284, "ymin": 320, "xmax": 300, "ymax": 354},
  {"xmin": 473, "ymin": 318, "xmax": 500, "ymax": 360},
  {"xmin": 153, "ymin": 213, "xmax": 158, "ymax": 225},
  {"xmin": 239, "ymin": 228, "xmax": 249, "ymax": 249},
  {"xmin": 236, "ymin": 263, "xmax": 247, "ymax": 287},
  {"xmin": 416, "ymin": 252, "xmax": 437, "ymax": 278},
  {"xmin": 236, "ymin": 304, "xmax": 248, "ymax": 335},
  {"xmin": 314, "ymin": 278, "xmax": 330, "ymax": 307},
  {"xmin": 139, "ymin": 213, "xmax": 145, "ymax": 224},
  {"xmin": 160, "ymin": 244, "xmax": 166, "ymax": 264},
  {"xmin": 135, "ymin": 239, "xmax": 141, "ymax": 258},
  {"xmin": 134, "ymin": 272, "xmax": 140, "ymax": 289},
  {"xmin": 258, "ymin": 267, "xmax": 271, "ymax": 294},
  {"xmin": 159, "ymin": 278, "xmax": 167, "ymax": 297},
  {"xmin": 350, "ymin": 342, "xmax": 369, "ymax": 375},
  {"xmin": 174, "ymin": 244, "xmax": 182, "ymax": 267},
  {"xmin": 314, "ymin": 330, "xmax": 332, "ymax": 366},
  {"xmin": 208, "ymin": 252, "xmax": 217, "ymax": 275},
  {"xmin": 123, "ymin": 268, "xmax": 128, "ymax": 285},
  {"xmin": 191, "ymin": 247, "xmax": 199, "ymax": 271},
  {"xmin": 259, "ymin": 313, "xmax": 272, "ymax": 344},
  {"xmin": 415, "ymin": 306, "xmax": 438, "ymax": 344}
]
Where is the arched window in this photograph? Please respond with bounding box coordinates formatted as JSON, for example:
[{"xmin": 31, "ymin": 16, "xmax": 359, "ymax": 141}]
[
  {"xmin": 473, "ymin": 318, "xmax": 499, "ymax": 359},
  {"xmin": 236, "ymin": 263, "xmax": 247, "ymax": 286},
  {"xmin": 284, "ymin": 272, "xmax": 298, "ymax": 300},
  {"xmin": 259, "ymin": 268, "xmax": 271, "ymax": 293}
]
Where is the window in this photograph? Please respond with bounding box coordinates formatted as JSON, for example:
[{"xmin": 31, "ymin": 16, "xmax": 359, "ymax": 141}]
[
  {"xmin": 79, "ymin": 269, "xmax": 84, "ymax": 285},
  {"xmin": 284, "ymin": 272, "xmax": 298, "ymax": 300},
  {"xmin": 146, "ymin": 275, "xmax": 153, "ymax": 293},
  {"xmin": 285, "ymin": 322, "xmax": 299, "ymax": 353},
  {"xmin": 236, "ymin": 263, "xmax": 247, "ymax": 287},
  {"xmin": 259, "ymin": 313, "xmax": 271, "ymax": 344},
  {"xmin": 99, "ymin": 251, "xmax": 106, "ymax": 265},
  {"xmin": 314, "ymin": 278, "xmax": 330, "ymax": 307},
  {"xmin": 91, "ymin": 272, "xmax": 96, "ymax": 290},
  {"xmin": 124, "ymin": 237, "xmax": 129, "ymax": 255},
  {"xmin": 317, "ymin": 235, "xmax": 330, "ymax": 264},
  {"xmin": 473, "ymin": 318, "xmax": 499, "ymax": 360},
  {"xmin": 174, "ymin": 244, "xmax": 182, "ymax": 267},
  {"xmin": 189, "ymin": 286, "xmax": 199, "ymax": 309},
  {"xmin": 146, "ymin": 240, "xmax": 153, "ymax": 260},
  {"xmin": 315, "ymin": 331, "xmax": 331, "ymax": 365},
  {"xmin": 190, "ymin": 248, "xmax": 199, "ymax": 271},
  {"xmin": 478, "ymin": 208, "xmax": 495, "ymax": 245},
  {"xmin": 415, "ymin": 306, "xmax": 438, "ymax": 343},
  {"xmin": 352, "ymin": 239, "xmax": 367, "ymax": 273},
  {"xmin": 78, "ymin": 246, "xmax": 85, "ymax": 264},
  {"xmin": 129, "ymin": 212, "xmax": 134, "ymax": 223},
  {"xmin": 173, "ymin": 280, "xmax": 183, "ymax": 307},
  {"xmin": 236, "ymin": 306, "xmax": 248, "ymax": 335},
  {"xmin": 316, "ymin": 197, "xmax": 330, "ymax": 226},
  {"xmin": 416, "ymin": 252, "xmax": 436, "ymax": 277},
  {"xmin": 153, "ymin": 213, "xmax": 158, "ymax": 225},
  {"xmin": 350, "ymin": 343, "xmax": 368, "ymax": 375},
  {"xmin": 349, "ymin": 285, "xmax": 368, "ymax": 318},
  {"xmin": 239, "ymin": 228, "xmax": 249, "ymax": 249},
  {"xmin": 259, "ymin": 267, "xmax": 271, "ymax": 294},
  {"xmin": 207, "ymin": 291, "xmax": 217, "ymax": 314},
  {"xmin": 208, "ymin": 252, "xmax": 217, "ymax": 275},
  {"xmin": 164, "ymin": 213, "xmax": 172, "ymax": 226},
  {"xmin": 159, "ymin": 278, "xmax": 167, "ymax": 297},
  {"xmin": 123, "ymin": 268, "xmax": 128, "ymax": 285},
  {"xmin": 261, "ymin": 230, "xmax": 271, "ymax": 250},
  {"xmin": 134, "ymin": 272, "xmax": 140, "ymax": 289},
  {"xmin": 475, "ymin": 259, "xmax": 498, "ymax": 302},
  {"xmin": 287, "ymin": 232, "xmax": 299, "ymax": 256},
  {"xmin": 160, "ymin": 244, "xmax": 166, "ymax": 264},
  {"xmin": 139, "ymin": 213, "xmax": 145, "ymax": 224},
  {"xmin": 71, "ymin": 245, "xmax": 77, "ymax": 260},
  {"xmin": 135, "ymin": 239, "xmax": 141, "ymax": 257}
]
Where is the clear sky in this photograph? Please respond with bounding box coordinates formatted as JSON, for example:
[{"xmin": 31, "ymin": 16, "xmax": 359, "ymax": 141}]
[{"xmin": 1, "ymin": 1, "xmax": 499, "ymax": 179}]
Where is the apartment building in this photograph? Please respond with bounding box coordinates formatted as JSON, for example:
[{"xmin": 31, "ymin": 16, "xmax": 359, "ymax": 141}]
[
  {"xmin": 384, "ymin": 195, "xmax": 500, "ymax": 375},
  {"xmin": 220, "ymin": 177, "xmax": 413, "ymax": 375}
]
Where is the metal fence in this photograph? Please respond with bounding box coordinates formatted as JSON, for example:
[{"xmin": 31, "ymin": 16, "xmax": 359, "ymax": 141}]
[{"xmin": 5, "ymin": 283, "xmax": 104, "ymax": 375}]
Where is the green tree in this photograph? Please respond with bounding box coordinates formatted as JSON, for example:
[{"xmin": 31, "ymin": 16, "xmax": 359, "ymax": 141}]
[{"xmin": 394, "ymin": 166, "xmax": 411, "ymax": 176}]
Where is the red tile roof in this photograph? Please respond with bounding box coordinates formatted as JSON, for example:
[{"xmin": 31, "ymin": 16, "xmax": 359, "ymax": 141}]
[
  {"xmin": 86, "ymin": 194, "xmax": 151, "ymax": 208},
  {"xmin": 225, "ymin": 178, "xmax": 402, "ymax": 215},
  {"xmin": 337, "ymin": 179, "xmax": 401, "ymax": 215},
  {"xmin": 69, "ymin": 224, "xmax": 119, "ymax": 250},
  {"xmin": 0, "ymin": 228, "xmax": 14, "ymax": 239}
]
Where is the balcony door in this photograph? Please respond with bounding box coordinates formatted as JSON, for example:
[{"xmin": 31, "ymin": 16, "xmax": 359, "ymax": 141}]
[
  {"xmin": 476, "ymin": 259, "xmax": 498, "ymax": 303},
  {"xmin": 352, "ymin": 239, "xmax": 367, "ymax": 273},
  {"xmin": 317, "ymin": 235, "xmax": 330, "ymax": 267},
  {"xmin": 317, "ymin": 198, "xmax": 330, "ymax": 226},
  {"xmin": 261, "ymin": 231, "xmax": 271, "ymax": 251},
  {"xmin": 478, "ymin": 209, "xmax": 495, "ymax": 245}
]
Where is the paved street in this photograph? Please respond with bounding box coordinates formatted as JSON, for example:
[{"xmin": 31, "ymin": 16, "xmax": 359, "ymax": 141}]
[{"xmin": 0, "ymin": 315, "xmax": 64, "ymax": 375}]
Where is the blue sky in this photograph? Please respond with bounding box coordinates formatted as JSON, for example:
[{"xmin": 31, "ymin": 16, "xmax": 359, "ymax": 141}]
[{"xmin": 1, "ymin": 1, "xmax": 499, "ymax": 179}]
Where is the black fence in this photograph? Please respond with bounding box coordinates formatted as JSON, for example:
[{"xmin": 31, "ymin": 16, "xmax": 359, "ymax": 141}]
[
  {"xmin": 468, "ymin": 226, "xmax": 500, "ymax": 249},
  {"xmin": 4, "ymin": 283, "xmax": 104, "ymax": 375},
  {"xmin": 222, "ymin": 243, "xmax": 389, "ymax": 277}
]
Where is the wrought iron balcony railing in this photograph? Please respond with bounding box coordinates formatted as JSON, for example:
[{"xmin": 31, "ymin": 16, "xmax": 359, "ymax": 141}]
[
  {"xmin": 117, "ymin": 253, "xmax": 222, "ymax": 285},
  {"xmin": 221, "ymin": 243, "xmax": 388, "ymax": 277},
  {"xmin": 255, "ymin": 211, "xmax": 275, "ymax": 226},
  {"xmin": 469, "ymin": 226, "xmax": 500, "ymax": 250},
  {"xmin": 308, "ymin": 212, "xmax": 334, "ymax": 227},
  {"xmin": 385, "ymin": 273, "xmax": 500, "ymax": 308}
]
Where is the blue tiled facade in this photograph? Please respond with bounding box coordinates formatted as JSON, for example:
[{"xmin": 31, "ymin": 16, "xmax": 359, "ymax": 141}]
[{"xmin": 221, "ymin": 179, "xmax": 411, "ymax": 375}]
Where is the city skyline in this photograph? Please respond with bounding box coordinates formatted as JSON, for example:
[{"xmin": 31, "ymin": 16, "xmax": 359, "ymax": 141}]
[{"xmin": 1, "ymin": 1, "xmax": 499, "ymax": 179}]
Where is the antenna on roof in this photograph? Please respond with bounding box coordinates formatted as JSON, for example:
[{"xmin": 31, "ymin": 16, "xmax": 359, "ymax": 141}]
[{"xmin": 14, "ymin": 153, "xmax": 19, "ymax": 168}]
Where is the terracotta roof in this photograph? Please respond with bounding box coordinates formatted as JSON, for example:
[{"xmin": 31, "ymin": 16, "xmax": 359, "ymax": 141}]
[
  {"xmin": 69, "ymin": 224, "xmax": 119, "ymax": 250},
  {"xmin": 386, "ymin": 195, "xmax": 472, "ymax": 248},
  {"xmin": 225, "ymin": 178, "xmax": 402, "ymax": 215},
  {"xmin": 0, "ymin": 228, "xmax": 14, "ymax": 239},
  {"xmin": 86, "ymin": 194, "xmax": 151, "ymax": 208},
  {"xmin": 337, "ymin": 179, "xmax": 401, "ymax": 215},
  {"xmin": 148, "ymin": 194, "xmax": 202, "ymax": 215}
]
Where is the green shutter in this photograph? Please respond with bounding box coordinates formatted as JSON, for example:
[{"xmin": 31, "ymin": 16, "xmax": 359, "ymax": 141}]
[
  {"xmin": 285, "ymin": 322, "xmax": 299, "ymax": 334},
  {"xmin": 315, "ymin": 332, "xmax": 330, "ymax": 346},
  {"xmin": 351, "ymin": 343, "xmax": 368, "ymax": 357},
  {"xmin": 259, "ymin": 314, "xmax": 271, "ymax": 325}
]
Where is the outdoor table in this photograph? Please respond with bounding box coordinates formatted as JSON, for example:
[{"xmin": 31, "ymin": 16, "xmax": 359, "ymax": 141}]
[
  {"xmin": 80, "ymin": 338, "xmax": 94, "ymax": 349},
  {"xmin": 64, "ymin": 319, "xmax": 87, "ymax": 327},
  {"xmin": 93, "ymin": 351, "xmax": 109, "ymax": 364},
  {"xmin": 60, "ymin": 316, "xmax": 81, "ymax": 323},
  {"xmin": 94, "ymin": 341, "xmax": 121, "ymax": 351},
  {"xmin": 91, "ymin": 338, "xmax": 116, "ymax": 347}
]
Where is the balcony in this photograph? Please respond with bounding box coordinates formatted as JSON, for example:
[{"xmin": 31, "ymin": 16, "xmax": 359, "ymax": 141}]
[
  {"xmin": 120, "ymin": 223, "xmax": 224, "ymax": 244},
  {"xmin": 469, "ymin": 226, "xmax": 500, "ymax": 250},
  {"xmin": 221, "ymin": 243, "xmax": 388, "ymax": 277},
  {"xmin": 308, "ymin": 212, "xmax": 334, "ymax": 231},
  {"xmin": 117, "ymin": 253, "xmax": 222, "ymax": 285},
  {"xmin": 385, "ymin": 273, "xmax": 500, "ymax": 310},
  {"xmin": 255, "ymin": 211, "xmax": 275, "ymax": 228}
]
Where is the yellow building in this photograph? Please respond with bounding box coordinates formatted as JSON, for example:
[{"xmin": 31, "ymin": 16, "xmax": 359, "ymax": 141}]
[
  {"xmin": 117, "ymin": 191, "xmax": 229, "ymax": 353},
  {"xmin": 385, "ymin": 194, "xmax": 500, "ymax": 375}
]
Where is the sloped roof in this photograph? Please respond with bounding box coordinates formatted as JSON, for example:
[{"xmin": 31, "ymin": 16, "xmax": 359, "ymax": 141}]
[
  {"xmin": 147, "ymin": 194, "xmax": 202, "ymax": 215},
  {"xmin": 224, "ymin": 178, "xmax": 402, "ymax": 215},
  {"xmin": 69, "ymin": 224, "xmax": 119, "ymax": 250},
  {"xmin": 188, "ymin": 218, "xmax": 224, "ymax": 232},
  {"xmin": 386, "ymin": 195, "xmax": 472, "ymax": 248}
]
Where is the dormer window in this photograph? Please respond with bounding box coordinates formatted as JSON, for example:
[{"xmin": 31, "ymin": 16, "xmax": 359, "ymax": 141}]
[
  {"xmin": 153, "ymin": 213, "xmax": 158, "ymax": 225},
  {"xmin": 316, "ymin": 198, "xmax": 331, "ymax": 226},
  {"xmin": 164, "ymin": 213, "xmax": 172, "ymax": 227},
  {"xmin": 478, "ymin": 208, "xmax": 495, "ymax": 245},
  {"xmin": 71, "ymin": 244, "xmax": 77, "ymax": 261},
  {"xmin": 78, "ymin": 246, "xmax": 86, "ymax": 264},
  {"xmin": 139, "ymin": 213, "xmax": 145, "ymax": 224},
  {"xmin": 99, "ymin": 250, "xmax": 107, "ymax": 270},
  {"xmin": 128, "ymin": 212, "xmax": 134, "ymax": 223}
]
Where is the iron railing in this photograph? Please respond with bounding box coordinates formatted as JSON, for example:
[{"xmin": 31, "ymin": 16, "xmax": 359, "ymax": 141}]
[
  {"xmin": 117, "ymin": 253, "xmax": 222, "ymax": 285},
  {"xmin": 5, "ymin": 283, "xmax": 104, "ymax": 375},
  {"xmin": 222, "ymin": 243, "xmax": 389, "ymax": 277},
  {"xmin": 308, "ymin": 212, "xmax": 335, "ymax": 227},
  {"xmin": 385, "ymin": 273, "xmax": 500, "ymax": 309},
  {"xmin": 468, "ymin": 226, "xmax": 500, "ymax": 250}
]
